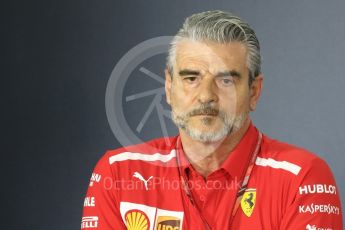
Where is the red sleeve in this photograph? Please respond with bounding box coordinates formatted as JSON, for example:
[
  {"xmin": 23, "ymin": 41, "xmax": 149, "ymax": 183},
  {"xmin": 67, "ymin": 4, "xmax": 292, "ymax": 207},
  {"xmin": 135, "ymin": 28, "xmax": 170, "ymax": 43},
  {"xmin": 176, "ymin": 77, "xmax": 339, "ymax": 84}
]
[
  {"xmin": 81, "ymin": 152, "xmax": 126, "ymax": 230},
  {"xmin": 280, "ymin": 157, "xmax": 343, "ymax": 230}
]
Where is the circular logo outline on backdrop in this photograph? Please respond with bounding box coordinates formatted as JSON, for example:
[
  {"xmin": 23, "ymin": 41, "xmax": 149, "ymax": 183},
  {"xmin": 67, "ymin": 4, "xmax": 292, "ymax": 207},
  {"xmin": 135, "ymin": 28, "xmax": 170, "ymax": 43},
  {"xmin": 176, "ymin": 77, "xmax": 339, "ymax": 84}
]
[{"xmin": 105, "ymin": 36, "xmax": 174, "ymax": 148}]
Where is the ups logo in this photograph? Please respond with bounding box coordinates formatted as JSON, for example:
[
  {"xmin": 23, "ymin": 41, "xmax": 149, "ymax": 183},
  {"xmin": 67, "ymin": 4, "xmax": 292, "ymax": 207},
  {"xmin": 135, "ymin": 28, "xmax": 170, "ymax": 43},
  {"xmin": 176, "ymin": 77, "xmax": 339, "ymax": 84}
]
[{"xmin": 156, "ymin": 216, "xmax": 181, "ymax": 230}]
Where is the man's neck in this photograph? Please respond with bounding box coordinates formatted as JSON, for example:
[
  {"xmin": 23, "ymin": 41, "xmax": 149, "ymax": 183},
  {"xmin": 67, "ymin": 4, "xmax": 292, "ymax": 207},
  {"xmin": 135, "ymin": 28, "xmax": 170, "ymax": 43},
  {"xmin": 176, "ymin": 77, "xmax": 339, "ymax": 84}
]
[{"xmin": 179, "ymin": 118, "xmax": 251, "ymax": 178}]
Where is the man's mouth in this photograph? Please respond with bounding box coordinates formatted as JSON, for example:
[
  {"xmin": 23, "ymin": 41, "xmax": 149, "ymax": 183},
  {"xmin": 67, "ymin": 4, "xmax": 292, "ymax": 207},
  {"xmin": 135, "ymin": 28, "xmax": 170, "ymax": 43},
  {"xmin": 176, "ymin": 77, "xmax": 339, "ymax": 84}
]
[
  {"xmin": 194, "ymin": 113, "xmax": 218, "ymax": 116},
  {"xmin": 189, "ymin": 109, "xmax": 219, "ymax": 117}
]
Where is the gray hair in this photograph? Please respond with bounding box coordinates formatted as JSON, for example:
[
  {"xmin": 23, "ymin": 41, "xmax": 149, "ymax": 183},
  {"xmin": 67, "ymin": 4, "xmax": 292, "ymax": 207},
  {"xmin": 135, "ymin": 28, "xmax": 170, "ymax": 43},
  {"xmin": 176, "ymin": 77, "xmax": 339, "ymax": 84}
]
[{"xmin": 167, "ymin": 10, "xmax": 261, "ymax": 84}]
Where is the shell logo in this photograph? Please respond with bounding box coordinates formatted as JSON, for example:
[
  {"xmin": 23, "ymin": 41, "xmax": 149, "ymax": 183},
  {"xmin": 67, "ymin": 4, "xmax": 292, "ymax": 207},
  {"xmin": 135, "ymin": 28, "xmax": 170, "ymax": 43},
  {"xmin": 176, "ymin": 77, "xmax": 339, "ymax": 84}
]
[{"xmin": 125, "ymin": 210, "xmax": 150, "ymax": 230}]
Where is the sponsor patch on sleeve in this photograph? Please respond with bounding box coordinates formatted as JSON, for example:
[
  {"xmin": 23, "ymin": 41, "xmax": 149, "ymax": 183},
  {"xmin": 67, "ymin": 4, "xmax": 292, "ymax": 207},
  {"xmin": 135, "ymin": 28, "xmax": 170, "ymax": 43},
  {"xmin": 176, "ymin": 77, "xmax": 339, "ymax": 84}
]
[{"xmin": 81, "ymin": 216, "xmax": 99, "ymax": 229}]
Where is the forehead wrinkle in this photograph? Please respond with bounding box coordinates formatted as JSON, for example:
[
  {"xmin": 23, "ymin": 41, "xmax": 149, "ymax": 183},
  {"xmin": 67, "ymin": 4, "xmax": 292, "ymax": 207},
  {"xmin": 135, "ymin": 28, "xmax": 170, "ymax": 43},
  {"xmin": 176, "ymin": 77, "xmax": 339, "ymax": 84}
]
[
  {"xmin": 176, "ymin": 51, "xmax": 228, "ymax": 75},
  {"xmin": 175, "ymin": 39, "xmax": 248, "ymax": 78},
  {"xmin": 176, "ymin": 55, "xmax": 209, "ymax": 74}
]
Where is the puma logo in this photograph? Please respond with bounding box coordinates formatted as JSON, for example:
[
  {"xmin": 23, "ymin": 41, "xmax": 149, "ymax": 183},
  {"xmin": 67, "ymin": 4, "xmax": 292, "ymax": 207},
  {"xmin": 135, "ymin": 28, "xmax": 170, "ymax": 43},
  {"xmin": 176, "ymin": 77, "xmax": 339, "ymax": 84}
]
[
  {"xmin": 133, "ymin": 172, "xmax": 153, "ymax": 190},
  {"xmin": 245, "ymin": 192, "xmax": 254, "ymax": 208},
  {"xmin": 305, "ymin": 224, "xmax": 316, "ymax": 230}
]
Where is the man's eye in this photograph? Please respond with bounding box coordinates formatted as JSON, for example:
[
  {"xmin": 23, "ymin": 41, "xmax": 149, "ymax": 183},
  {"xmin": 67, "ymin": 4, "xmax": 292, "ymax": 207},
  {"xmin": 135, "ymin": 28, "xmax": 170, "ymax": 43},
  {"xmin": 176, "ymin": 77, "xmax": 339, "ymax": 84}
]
[
  {"xmin": 184, "ymin": 77, "xmax": 198, "ymax": 82},
  {"xmin": 223, "ymin": 79, "xmax": 231, "ymax": 83},
  {"xmin": 221, "ymin": 78, "xmax": 233, "ymax": 85}
]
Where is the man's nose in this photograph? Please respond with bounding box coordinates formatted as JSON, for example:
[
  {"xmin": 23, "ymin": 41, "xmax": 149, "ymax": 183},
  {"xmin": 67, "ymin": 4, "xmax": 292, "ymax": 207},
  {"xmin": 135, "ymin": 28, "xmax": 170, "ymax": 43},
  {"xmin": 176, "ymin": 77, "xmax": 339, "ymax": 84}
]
[{"xmin": 197, "ymin": 77, "xmax": 218, "ymax": 104}]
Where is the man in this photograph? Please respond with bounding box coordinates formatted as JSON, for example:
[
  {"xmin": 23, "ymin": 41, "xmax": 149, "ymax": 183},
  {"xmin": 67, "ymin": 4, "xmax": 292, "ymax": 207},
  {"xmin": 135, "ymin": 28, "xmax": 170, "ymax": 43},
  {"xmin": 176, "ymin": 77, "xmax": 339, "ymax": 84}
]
[{"xmin": 81, "ymin": 10, "xmax": 343, "ymax": 229}]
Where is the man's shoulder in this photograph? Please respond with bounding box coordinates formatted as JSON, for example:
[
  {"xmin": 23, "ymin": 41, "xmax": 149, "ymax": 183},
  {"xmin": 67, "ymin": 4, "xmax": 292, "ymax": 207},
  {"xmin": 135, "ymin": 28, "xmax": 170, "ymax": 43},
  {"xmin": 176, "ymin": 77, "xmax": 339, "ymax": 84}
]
[
  {"xmin": 107, "ymin": 136, "xmax": 177, "ymax": 155},
  {"xmin": 258, "ymin": 134, "xmax": 329, "ymax": 176},
  {"xmin": 99, "ymin": 136, "xmax": 178, "ymax": 167}
]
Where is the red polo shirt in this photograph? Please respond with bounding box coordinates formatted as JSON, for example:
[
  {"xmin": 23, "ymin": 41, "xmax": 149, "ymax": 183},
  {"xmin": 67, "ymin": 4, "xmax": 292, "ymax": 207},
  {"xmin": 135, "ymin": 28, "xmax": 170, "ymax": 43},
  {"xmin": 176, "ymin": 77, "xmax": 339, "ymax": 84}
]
[
  {"xmin": 178, "ymin": 123, "xmax": 259, "ymax": 228},
  {"xmin": 81, "ymin": 123, "xmax": 343, "ymax": 229}
]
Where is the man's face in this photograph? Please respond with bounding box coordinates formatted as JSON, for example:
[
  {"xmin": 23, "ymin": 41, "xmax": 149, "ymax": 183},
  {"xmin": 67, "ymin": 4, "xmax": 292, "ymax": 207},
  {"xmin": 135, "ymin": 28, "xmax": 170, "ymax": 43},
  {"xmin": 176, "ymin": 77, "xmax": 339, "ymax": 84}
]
[{"xmin": 165, "ymin": 39, "xmax": 262, "ymax": 142}]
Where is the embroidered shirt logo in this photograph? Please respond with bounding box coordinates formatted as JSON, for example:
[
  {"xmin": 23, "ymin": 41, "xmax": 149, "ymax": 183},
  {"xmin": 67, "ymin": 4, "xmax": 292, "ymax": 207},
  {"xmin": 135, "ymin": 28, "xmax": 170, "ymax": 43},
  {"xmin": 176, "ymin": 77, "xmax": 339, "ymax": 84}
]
[
  {"xmin": 306, "ymin": 224, "xmax": 316, "ymax": 230},
  {"xmin": 155, "ymin": 216, "xmax": 181, "ymax": 230},
  {"xmin": 133, "ymin": 172, "xmax": 153, "ymax": 190},
  {"xmin": 241, "ymin": 188, "xmax": 256, "ymax": 217},
  {"xmin": 125, "ymin": 210, "xmax": 150, "ymax": 230}
]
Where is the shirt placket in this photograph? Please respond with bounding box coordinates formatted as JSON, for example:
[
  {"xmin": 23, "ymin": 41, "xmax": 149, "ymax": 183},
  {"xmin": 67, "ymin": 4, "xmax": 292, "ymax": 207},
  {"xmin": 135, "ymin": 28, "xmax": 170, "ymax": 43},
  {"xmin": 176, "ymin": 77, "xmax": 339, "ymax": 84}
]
[{"xmin": 189, "ymin": 171, "xmax": 208, "ymax": 209}]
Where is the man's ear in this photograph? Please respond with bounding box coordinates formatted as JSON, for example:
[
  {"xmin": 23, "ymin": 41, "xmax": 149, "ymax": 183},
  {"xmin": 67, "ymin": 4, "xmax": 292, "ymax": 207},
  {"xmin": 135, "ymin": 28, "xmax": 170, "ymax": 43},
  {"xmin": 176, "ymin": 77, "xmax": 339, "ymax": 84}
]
[
  {"xmin": 249, "ymin": 74, "xmax": 264, "ymax": 111},
  {"xmin": 165, "ymin": 69, "xmax": 172, "ymax": 105}
]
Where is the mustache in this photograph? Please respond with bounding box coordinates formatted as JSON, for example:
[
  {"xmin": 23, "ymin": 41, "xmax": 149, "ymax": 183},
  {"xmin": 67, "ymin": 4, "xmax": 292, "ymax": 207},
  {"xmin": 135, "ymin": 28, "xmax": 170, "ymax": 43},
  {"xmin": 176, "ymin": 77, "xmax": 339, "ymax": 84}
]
[{"xmin": 187, "ymin": 105, "xmax": 219, "ymax": 116}]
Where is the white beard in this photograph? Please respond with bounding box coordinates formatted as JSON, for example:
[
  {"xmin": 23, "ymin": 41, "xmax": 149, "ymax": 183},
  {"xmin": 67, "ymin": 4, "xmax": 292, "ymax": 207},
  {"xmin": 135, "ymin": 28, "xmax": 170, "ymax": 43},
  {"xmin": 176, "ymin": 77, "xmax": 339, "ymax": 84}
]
[{"xmin": 172, "ymin": 104, "xmax": 247, "ymax": 143}]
